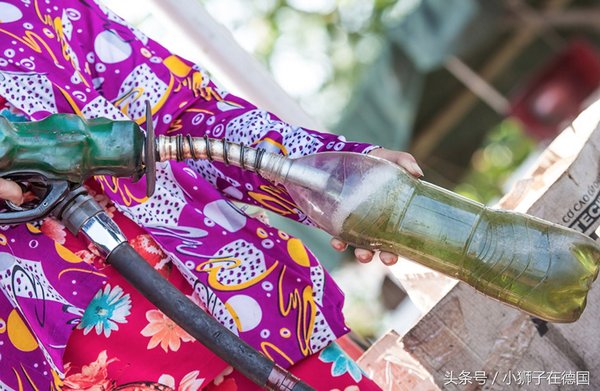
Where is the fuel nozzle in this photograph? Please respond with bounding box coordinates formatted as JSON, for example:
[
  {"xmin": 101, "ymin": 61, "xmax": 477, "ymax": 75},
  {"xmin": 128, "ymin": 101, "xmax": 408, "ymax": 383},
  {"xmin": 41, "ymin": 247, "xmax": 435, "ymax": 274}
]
[{"xmin": 0, "ymin": 101, "xmax": 292, "ymax": 224}]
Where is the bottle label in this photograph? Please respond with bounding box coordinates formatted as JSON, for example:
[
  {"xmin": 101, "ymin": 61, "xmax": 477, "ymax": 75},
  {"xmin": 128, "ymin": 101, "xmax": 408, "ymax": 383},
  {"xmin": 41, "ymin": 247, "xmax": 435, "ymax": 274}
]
[
  {"xmin": 520, "ymin": 133, "xmax": 600, "ymax": 241},
  {"xmin": 561, "ymin": 174, "xmax": 600, "ymax": 239}
]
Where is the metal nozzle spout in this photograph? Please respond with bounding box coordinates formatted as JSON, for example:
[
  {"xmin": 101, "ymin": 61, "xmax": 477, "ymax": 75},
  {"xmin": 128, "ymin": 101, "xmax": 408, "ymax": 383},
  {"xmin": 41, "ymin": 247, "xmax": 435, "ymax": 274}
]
[{"xmin": 156, "ymin": 135, "xmax": 292, "ymax": 183}]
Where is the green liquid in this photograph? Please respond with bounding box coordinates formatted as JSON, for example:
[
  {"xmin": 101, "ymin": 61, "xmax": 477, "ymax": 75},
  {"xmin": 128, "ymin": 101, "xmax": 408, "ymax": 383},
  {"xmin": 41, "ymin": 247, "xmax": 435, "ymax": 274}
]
[{"xmin": 340, "ymin": 171, "xmax": 600, "ymax": 322}]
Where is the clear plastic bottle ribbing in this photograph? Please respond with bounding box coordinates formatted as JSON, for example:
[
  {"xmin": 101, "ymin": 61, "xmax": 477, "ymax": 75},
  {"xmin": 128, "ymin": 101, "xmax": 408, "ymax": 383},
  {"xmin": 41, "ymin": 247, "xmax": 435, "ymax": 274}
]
[{"xmin": 278, "ymin": 152, "xmax": 600, "ymax": 323}]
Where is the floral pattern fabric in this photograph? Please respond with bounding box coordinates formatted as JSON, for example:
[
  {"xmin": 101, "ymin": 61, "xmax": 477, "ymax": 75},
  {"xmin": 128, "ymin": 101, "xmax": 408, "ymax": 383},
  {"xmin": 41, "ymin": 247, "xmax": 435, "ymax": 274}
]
[
  {"xmin": 0, "ymin": 1, "xmax": 381, "ymax": 390},
  {"xmin": 61, "ymin": 199, "xmax": 380, "ymax": 390}
]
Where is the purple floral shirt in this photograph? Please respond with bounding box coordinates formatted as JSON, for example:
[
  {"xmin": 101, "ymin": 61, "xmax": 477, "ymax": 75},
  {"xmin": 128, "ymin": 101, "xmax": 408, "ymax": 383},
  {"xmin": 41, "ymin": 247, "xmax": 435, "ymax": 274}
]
[{"xmin": 0, "ymin": 1, "xmax": 376, "ymax": 389}]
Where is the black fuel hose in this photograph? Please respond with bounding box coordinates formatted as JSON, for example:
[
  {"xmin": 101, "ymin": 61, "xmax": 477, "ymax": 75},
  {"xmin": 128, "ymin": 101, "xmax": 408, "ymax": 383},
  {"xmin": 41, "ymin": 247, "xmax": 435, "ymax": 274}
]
[{"xmin": 106, "ymin": 242, "xmax": 315, "ymax": 391}]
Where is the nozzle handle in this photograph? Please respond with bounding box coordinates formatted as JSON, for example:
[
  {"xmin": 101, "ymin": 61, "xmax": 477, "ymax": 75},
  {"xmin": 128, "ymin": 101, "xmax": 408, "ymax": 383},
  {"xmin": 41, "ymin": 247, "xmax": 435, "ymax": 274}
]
[
  {"xmin": 0, "ymin": 115, "xmax": 146, "ymax": 184},
  {"xmin": 0, "ymin": 174, "xmax": 69, "ymax": 224}
]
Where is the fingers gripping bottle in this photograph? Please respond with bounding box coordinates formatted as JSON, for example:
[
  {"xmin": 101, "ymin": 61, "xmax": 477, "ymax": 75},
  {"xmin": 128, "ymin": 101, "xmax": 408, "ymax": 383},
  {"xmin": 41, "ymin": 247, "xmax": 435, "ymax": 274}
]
[{"xmin": 269, "ymin": 152, "xmax": 600, "ymax": 323}]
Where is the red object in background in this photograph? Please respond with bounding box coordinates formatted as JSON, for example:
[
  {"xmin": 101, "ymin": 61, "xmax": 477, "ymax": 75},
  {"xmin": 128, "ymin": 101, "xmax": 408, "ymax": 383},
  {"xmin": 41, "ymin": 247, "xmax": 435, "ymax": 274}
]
[{"xmin": 510, "ymin": 40, "xmax": 600, "ymax": 140}]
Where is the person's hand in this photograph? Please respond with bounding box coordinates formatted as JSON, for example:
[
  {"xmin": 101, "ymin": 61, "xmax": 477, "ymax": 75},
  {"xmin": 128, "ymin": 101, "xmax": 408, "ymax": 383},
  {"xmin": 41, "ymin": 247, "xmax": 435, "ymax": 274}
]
[
  {"xmin": 0, "ymin": 178, "xmax": 25, "ymax": 205},
  {"xmin": 329, "ymin": 147, "xmax": 424, "ymax": 266}
]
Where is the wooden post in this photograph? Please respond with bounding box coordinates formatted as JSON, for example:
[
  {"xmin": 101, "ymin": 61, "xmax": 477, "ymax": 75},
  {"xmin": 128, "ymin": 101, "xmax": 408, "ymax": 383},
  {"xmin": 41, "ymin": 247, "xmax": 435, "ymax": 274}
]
[{"xmin": 149, "ymin": 0, "xmax": 323, "ymax": 130}]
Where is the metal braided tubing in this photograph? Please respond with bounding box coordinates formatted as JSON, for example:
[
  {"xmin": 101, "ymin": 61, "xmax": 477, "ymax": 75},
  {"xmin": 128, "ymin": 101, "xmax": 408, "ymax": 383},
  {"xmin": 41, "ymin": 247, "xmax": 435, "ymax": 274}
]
[{"xmin": 157, "ymin": 135, "xmax": 291, "ymax": 184}]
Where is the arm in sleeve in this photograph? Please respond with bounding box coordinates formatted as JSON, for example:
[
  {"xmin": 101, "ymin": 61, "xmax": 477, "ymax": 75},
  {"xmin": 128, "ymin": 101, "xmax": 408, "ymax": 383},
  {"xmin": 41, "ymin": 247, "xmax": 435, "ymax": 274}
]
[
  {"xmin": 10, "ymin": 0, "xmax": 378, "ymax": 225},
  {"xmin": 167, "ymin": 65, "xmax": 379, "ymax": 224}
]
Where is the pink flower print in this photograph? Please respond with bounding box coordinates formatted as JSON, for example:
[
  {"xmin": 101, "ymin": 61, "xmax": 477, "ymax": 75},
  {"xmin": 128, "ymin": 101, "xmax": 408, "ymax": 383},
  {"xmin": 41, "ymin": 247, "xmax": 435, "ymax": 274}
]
[
  {"xmin": 141, "ymin": 309, "xmax": 194, "ymax": 352},
  {"xmin": 41, "ymin": 218, "xmax": 67, "ymax": 244},
  {"xmin": 158, "ymin": 371, "xmax": 205, "ymax": 391},
  {"xmin": 63, "ymin": 350, "xmax": 117, "ymax": 391},
  {"xmin": 212, "ymin": 366, "xmax": 233, "ymax": 386},
  {"xmin": 179, "ymin": 370, "xmax": 205, "ymax": 391}
]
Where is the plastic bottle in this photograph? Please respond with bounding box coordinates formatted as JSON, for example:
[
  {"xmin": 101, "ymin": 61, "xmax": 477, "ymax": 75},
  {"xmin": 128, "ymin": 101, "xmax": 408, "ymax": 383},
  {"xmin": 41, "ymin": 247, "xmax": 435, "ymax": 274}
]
[{"xmin": 274, "ymin": 151, "xmax": 600, "ymax": 323}]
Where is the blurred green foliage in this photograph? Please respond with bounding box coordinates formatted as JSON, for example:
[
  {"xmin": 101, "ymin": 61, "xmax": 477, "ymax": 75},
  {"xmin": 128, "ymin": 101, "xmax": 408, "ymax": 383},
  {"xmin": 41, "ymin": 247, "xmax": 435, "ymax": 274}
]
[
  {"xmin": 202, "ymin": 0, "xmax": 411, "ymax": 127},
  {"xmin": 455, "ymin": 119, "xmax": 536, "ymax": 204}
]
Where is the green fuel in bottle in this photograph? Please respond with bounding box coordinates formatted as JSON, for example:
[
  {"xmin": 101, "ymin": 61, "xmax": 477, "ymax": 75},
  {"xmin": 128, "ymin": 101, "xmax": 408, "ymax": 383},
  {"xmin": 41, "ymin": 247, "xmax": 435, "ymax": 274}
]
[{"xmin": 275, "ymin": 152, "xmax": 600, "ymax": 323}]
